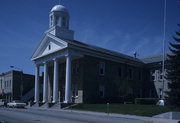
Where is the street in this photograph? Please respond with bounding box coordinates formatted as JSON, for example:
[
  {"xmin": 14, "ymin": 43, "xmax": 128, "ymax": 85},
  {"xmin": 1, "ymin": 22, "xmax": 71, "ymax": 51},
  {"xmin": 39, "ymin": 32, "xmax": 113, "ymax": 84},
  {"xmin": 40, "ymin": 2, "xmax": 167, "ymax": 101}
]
[{"xmin": 0, "ymin": 108, "xmax": 148, "ymax": 123}]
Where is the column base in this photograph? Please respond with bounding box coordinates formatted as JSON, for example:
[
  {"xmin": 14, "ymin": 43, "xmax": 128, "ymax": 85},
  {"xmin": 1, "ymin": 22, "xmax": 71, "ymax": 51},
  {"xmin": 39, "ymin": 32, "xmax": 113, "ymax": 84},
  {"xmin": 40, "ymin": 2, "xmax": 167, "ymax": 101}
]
[
  {"xmin": 52, "ymin": 100, "xmax": 57, "ymax": 103},
  {"xmin": 64, "ymin": 100, "xmax": 71, "ymax": 103}
]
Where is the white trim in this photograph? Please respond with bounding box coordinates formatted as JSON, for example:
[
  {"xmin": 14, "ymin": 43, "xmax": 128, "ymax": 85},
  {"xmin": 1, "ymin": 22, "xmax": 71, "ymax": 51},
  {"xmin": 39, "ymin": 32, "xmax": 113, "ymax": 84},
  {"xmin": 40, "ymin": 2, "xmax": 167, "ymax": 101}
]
[{"xmin": 31, "ymin": 33, "xmax": 67, "ymax": 60}]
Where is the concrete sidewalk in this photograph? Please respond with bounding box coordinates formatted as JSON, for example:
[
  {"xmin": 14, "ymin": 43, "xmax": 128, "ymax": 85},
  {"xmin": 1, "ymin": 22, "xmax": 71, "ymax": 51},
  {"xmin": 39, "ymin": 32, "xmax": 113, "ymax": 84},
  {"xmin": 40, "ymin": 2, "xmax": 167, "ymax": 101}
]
[{"xmin": 29, "ymin": 106, "xmax": 179, "ymax": 123}]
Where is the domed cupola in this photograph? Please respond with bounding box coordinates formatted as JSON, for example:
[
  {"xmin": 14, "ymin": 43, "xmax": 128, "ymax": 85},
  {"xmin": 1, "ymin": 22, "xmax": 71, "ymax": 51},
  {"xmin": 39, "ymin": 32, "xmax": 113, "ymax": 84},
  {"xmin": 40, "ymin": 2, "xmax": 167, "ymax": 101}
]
[
  {"xmin": 47, "ymin": 5, "xmax": 74, "ymax": 40},
  {"xmin": 49, "ymin": 5, "xmax": 69, "ymax": 29}
]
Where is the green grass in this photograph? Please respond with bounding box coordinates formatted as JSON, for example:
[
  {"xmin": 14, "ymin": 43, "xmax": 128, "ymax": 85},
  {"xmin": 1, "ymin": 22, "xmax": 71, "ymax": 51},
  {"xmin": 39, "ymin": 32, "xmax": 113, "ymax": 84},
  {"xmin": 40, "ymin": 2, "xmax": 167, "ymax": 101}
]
[{"xmin": 72, "ymin": 104, "xmax": 180, "ymax": 117}]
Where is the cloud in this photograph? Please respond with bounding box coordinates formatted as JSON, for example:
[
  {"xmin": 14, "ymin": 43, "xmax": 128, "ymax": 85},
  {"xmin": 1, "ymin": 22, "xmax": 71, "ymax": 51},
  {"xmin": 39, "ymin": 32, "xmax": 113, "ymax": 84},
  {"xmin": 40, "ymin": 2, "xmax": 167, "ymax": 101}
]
[{"xmin": 75, "ymin": 25, "xmax": 165, "ymax": 58}]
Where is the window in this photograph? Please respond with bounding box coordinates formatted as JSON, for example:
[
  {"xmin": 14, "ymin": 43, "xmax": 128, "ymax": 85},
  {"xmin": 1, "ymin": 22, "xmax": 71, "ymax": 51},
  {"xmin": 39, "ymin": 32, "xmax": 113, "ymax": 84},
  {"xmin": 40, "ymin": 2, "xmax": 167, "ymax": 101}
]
[
  {"xmin": 55, "ymin": 16, "xmax": 59, "ymax": 25},
  {"xmin": 138, "ymin": 70, "xmax": 142, "ymax": 80},
  {"xmin": 152, "ymin": 75, "xmax": 155, "ymax": 81},
  {"xmin": 62, "ymin": 17, "xmax": 66, "ymax": 27},
  {"xmin": 159, "ymin": 88, "xmax": 163, "ymax": 98},
  {"xmin": 99, "ymin": 62, "xmax": 105, "ymax": 75},
  {"xmin": 6, "ymin": 81, "xmax": 9, "ymax": 88},
  {"xmin": 99, "ymin": 85, "xmax": 105, "ymax": 98},
  {"xmin": 9, "ymin": 80, "xmax": 11, "ymax": 88},
  {"xmin": 0, "ymin": 79, "xmax": 2, "ymax": 88},
  {"xmin": 48, "ymin": 44, "xmax": 51, "ymax": 50},
  {"xmin": 128, "ymin": 68, "xmax": 133, "ymax": 79},
  {"xmin": 50, "ymin": 16, "xmax": 53, "ymax": 26},
  {"xmin": 4, "ymin": 81, "xmax": 6, "ymax": 88},
  {"xmin": 72, "ymin": 62, "xmax": 80, "ymax": 75},
  {"xmin": 118, "ymin": 67, "xmax": 122, "ymax": 77}
]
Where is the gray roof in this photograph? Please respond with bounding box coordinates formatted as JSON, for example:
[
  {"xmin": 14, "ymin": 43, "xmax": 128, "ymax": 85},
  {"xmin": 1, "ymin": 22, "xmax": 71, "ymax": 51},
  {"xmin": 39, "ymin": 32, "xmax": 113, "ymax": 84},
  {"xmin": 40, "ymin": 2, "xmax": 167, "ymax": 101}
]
[{"xmin": 65, "ymin": 38, "xmax": 144, "ymax": 64}]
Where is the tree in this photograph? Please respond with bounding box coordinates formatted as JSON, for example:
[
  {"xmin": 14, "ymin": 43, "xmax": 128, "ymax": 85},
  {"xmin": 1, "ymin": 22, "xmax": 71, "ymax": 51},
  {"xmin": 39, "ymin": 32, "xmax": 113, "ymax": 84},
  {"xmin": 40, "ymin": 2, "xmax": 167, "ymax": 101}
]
[{"xmin": 166, "ymin": 24, "xmax": 180, "ymax": 106}]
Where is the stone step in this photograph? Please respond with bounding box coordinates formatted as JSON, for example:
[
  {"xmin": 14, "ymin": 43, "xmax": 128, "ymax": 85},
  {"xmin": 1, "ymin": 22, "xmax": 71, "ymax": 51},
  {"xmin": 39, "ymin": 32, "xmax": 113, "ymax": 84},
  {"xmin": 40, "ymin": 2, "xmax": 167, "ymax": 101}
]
[
  {"xmin": 32, "ymin": 103, "xmax": 39, "ymax": 107},
  {"xmin": 40, "ymin": 103, "xmax": 49, "ymax": 108},
  {"xmin": 50, "ymin": 102, "xmax": 61, "ymax": 109}
]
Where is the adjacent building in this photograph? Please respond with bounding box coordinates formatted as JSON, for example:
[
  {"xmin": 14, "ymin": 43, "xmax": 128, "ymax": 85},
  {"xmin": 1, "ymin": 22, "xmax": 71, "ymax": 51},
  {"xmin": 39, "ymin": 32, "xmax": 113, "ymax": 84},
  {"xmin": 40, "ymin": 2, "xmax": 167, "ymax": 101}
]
[
  {"xmin": 31, "ymin": 4, "xmax": 169, "ymax": 107},
  {"xmin": 0, "ymin": 70, "xmax": 35, "ymax": 102}
]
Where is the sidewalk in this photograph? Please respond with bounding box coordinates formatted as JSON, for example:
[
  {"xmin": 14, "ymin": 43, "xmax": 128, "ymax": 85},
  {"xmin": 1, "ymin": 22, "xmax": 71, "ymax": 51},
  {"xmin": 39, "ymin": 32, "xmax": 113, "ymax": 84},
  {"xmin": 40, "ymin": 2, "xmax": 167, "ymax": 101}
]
[{"xmin": 29, "ymin": 106, "xmax": 179, "ymax": 123}]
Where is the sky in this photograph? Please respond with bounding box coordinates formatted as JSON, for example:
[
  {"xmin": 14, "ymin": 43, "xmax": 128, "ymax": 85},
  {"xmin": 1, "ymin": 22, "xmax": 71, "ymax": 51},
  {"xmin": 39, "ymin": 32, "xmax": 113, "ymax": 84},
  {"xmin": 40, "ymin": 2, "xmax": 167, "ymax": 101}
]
[{"xmin": 0, "ymin": 0, "xmax": 179, "ymax": 74}]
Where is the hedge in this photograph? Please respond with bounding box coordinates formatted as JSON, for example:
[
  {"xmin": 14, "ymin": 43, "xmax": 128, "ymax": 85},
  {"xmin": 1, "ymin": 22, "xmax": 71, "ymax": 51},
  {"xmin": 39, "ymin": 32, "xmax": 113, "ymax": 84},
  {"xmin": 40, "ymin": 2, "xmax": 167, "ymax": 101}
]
[{"xmin": 135, "ymin": 98, "xmax": 159, "ymax": 105}]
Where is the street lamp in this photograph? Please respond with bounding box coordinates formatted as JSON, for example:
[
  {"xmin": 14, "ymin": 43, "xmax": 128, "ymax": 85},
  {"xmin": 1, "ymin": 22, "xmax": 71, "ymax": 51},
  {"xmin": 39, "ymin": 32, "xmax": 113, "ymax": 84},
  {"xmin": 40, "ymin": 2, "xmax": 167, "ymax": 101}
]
[{"xmin": 10, "ymin": 66, "xmax": 23, "ymax": 100}]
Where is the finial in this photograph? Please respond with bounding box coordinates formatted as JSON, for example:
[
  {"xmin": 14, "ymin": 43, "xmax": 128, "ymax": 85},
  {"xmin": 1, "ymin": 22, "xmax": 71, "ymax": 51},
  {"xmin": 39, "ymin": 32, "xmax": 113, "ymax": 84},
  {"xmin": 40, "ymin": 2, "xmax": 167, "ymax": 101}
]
[{"xmin": 133, "ymin": 51, "xmax": 139, "ymax": 58}]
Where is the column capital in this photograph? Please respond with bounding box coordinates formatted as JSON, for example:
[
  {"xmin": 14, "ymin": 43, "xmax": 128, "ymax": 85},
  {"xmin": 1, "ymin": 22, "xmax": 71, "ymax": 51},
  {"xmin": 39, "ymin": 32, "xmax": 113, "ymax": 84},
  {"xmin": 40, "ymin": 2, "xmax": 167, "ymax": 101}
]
[
  {"xmin": 43, "ymin": 62, "xmax": 47, "ymax": 64},
  {"xmin": 65, "ymin": 52, "xmax": 72, "ymax": 57},
  {"xmin": 53, "ymin": 58, "xmax": 58, "ymax": 61}
]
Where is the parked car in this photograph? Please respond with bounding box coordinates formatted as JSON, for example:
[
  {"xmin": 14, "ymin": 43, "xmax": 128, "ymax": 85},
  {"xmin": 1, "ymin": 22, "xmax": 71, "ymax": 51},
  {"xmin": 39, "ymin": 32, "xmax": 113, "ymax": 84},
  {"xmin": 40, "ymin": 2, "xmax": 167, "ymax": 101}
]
[
  {"xmin": 7, "ymin": 100, "xmax": 26, "ymax": 108},
  {"xmin": 0, "ymin": 99, "xmax": 6, "ymax": 107}
]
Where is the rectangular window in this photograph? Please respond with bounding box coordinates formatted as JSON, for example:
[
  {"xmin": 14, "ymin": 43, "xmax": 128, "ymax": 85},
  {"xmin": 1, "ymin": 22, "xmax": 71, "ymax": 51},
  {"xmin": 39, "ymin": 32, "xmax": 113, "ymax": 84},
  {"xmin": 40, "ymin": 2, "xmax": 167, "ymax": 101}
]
[
  {"xmin": 128, "ymin": 68, "xmax": 133, "ymax": 79},
  {"xmin": 9, "ymin": 80, "xmax": 11, "ymax": 88},
  {"xmin": 72, "ymin": 62, "xmax": 80, "ymax": 75},
  {"xmin": 7, "ymin": 80, "xmax": 8, "ymax": 88},
  {"xmin": 118, "ymin": 67, "xmax": 122, "ymax": 77},
  {"xmin": 160, "ymin": 75, "xmax": 163, "ymax": 80},
  {"xmin": 0, "ymin": 79, "xmax": 2, "ymax": 88},
  {"xmin": 99, "ymin": 85, "xmax": 105, "ymax": 98},
  {"xmin": 99, "ymin": 62, "xmax": 105, "ymax": 76},
  {"xmin": 152, "ymin": 75, "xmax": 155, "ymax": 81},
  {"xmin": 4, "ymin": 81, "xmax": 6, "ymax": 88},
  {"xmin": 138, "ymin": 70, "xmax": 142, "ymax": 80},
  {"xmin": 48, "ymin": 44, "xmax": 51, "ymax": 50}
]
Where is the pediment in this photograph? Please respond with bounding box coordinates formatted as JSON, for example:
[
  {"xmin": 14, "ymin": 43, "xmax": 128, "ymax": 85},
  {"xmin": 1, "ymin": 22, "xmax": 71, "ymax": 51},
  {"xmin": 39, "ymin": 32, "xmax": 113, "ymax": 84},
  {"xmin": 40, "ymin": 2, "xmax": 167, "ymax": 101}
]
[{"xmin": 31, "ymin": 33, "xmax": 68, "ymax": 60}]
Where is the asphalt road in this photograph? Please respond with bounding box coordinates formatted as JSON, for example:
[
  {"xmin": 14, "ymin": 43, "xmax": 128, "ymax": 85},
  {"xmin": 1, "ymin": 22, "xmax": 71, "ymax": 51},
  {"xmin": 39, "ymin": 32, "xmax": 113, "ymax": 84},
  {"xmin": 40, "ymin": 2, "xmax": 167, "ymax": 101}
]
[{"xmin": 0, "ymin": 108, "xmax": 148, "ymax": 123}]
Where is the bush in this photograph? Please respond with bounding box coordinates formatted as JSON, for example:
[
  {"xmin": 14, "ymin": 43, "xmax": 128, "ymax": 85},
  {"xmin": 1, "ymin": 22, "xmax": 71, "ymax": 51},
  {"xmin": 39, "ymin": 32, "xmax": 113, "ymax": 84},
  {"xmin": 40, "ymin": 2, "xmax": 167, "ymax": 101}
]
[{"xmin": 135, "ymin": 98, "xmax": 159, "ymax": 105}]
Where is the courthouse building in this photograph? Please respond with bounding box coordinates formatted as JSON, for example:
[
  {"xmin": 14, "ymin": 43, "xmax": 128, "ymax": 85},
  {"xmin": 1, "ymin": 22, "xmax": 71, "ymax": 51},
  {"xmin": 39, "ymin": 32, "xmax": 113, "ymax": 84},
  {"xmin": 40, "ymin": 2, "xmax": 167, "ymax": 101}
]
[{"xmin": 31, "ymin": 5, "xmax": 168, "ymax": 106}]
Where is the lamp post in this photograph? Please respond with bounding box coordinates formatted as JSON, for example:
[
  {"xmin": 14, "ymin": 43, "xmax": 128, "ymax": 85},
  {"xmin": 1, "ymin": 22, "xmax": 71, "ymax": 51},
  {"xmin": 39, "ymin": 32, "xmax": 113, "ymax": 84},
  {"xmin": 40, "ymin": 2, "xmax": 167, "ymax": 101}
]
[{"xmin": 10, "ymin": 66, "xmax": 23, "ymax": 100}]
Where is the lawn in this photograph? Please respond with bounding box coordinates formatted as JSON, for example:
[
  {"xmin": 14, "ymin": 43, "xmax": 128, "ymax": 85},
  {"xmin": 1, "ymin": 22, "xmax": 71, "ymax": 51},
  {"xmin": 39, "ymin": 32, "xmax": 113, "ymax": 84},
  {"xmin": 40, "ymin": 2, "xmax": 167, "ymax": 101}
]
[{"xmin": 71, "ymin": 104, "xmax": 180, "ymax": 117}]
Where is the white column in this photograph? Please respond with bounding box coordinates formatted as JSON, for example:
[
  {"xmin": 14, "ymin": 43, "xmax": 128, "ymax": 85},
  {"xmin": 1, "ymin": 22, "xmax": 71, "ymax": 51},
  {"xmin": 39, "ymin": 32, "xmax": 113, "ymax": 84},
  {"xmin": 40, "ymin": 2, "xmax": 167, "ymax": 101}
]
[
  {"xmin": 64, "ymin": 54, "xmax": 72, "ymax": 103},
  {"xmin": 43, "ymin": 62, "xmax": 48, "ymax": 103},
  {"xmin": 34, "ymin": 65, "xmax": 40, "ymax": 103},
  {"xmin": 52, "ymin": 58, "xmax": 59, "ymax": 103}
]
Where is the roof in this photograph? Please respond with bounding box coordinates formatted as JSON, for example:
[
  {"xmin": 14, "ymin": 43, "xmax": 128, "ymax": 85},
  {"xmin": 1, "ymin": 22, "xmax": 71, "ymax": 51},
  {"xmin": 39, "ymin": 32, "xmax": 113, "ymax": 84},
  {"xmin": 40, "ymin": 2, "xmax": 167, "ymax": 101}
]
[
  {"xmin": 63, "ymin": 37, "xmax": 144, "ymax": 64},
  {"xmin": 31, "ymin": 33, "xmax": 144, "ymax": 65},
  {"xmin": 51, "ymin": 5, "xmax": 68, "ymax": 13}
]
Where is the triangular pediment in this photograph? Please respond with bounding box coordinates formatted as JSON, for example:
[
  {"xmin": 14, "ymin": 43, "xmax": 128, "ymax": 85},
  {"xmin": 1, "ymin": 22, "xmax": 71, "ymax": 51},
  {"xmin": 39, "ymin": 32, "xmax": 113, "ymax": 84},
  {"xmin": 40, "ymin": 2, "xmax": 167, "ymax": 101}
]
[{"xmin": 31, "ymin": 33, "xmax": 68, "ymax": 60}]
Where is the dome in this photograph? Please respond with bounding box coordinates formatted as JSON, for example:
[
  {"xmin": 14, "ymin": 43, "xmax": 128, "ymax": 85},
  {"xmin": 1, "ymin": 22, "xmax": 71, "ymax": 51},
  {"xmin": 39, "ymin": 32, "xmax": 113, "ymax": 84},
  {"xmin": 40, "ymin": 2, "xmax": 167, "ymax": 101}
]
[{"xmin": 51, "ymin": 5, "xmax": 68, "ymax": 12}]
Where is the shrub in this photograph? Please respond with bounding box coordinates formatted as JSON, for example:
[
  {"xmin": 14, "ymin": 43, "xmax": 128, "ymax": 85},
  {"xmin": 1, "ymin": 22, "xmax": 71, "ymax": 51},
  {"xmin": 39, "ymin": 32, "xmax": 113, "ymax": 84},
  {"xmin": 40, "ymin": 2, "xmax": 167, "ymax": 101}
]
[{"xmin": 135, "ymin": 98, "xmax": 159, "ymax": 105}]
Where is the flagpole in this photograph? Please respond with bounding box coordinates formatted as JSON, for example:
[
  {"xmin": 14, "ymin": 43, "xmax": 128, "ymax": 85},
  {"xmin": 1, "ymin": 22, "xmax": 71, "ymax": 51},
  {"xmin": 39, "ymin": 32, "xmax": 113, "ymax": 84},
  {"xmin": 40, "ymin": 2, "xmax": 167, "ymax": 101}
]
[{"xmin": 162, "ymin": 0, "xmax": 167, "ymax": 99}]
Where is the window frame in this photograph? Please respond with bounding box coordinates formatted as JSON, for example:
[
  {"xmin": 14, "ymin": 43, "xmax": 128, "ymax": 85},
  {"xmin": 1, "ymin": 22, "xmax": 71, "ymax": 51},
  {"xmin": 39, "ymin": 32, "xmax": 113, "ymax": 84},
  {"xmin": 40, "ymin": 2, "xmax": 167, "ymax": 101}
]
[{"xmin": 99, "ymin": 62, "xmax": 105, "ymax": 76}]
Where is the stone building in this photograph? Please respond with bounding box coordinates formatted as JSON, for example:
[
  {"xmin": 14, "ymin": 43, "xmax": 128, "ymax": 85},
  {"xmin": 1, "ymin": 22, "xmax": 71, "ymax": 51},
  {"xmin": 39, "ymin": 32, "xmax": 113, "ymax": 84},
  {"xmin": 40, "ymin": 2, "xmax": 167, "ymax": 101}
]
[
  {"xmin": 0, "ymin": 70, "xmax": 35, "ymax": 102},
  {"xmin": 31, "ymin": 5, "xmax": 168, "ymax": 106}
]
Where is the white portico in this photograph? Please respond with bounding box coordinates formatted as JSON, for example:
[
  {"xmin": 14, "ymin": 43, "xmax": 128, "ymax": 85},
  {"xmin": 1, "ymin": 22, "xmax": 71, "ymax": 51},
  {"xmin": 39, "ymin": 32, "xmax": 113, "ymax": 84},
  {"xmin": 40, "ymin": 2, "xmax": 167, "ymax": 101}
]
[{"xmin": 31, "ymin": 5, "xmax": 80, "ymax": 104}]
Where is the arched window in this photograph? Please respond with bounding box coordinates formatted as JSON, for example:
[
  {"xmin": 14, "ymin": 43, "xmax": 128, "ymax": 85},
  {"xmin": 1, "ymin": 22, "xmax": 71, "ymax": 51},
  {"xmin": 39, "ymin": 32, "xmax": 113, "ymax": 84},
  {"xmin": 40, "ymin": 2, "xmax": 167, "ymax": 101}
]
[
  {"xmin": 50, "ymin": 16, "xmax": 53, "ymax": 26},
  {"xmin": 55, "ymin": 16, "xmax": 60, "ymax": 26},
  {"xmin": 62, "ymin": 17, "xmax": 66, "ymax": 27}
]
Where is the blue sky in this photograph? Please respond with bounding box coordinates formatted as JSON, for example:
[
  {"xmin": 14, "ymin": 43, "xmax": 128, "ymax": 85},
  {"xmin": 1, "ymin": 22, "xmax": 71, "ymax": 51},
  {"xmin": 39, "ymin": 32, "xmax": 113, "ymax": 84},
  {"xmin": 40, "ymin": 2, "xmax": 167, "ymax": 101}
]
[{"xmin": 0, "ymin": 0, "xmax": 179, "ymax": 74}]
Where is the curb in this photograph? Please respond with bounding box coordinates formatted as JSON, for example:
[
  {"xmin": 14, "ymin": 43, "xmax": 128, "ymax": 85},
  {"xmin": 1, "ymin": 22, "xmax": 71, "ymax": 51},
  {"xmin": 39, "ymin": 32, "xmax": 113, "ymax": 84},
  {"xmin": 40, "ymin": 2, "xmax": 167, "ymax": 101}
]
[{"xmin": 27, "ymin": 107, "xmax": 179, "ymax": 123}]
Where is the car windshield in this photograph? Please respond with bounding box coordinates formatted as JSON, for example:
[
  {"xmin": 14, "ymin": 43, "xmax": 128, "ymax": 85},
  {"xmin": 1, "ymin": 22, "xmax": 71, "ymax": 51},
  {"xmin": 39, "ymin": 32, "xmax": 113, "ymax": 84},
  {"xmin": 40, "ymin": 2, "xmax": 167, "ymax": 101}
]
[{"xmin": 13, "ymin": 100, "xmax": 23, "ymax": 103}]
